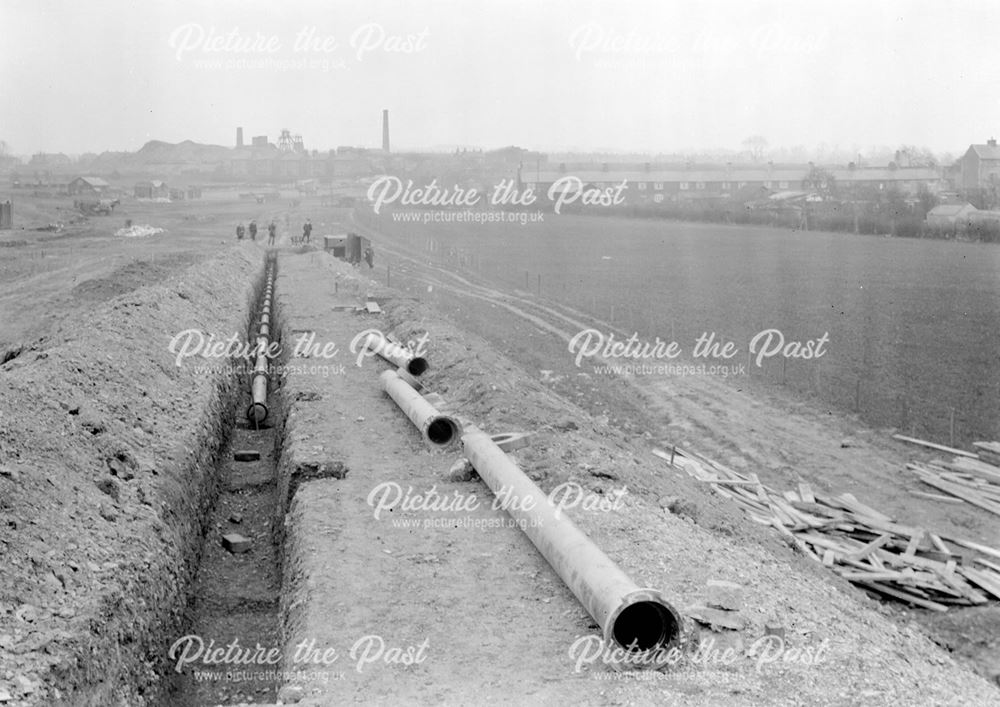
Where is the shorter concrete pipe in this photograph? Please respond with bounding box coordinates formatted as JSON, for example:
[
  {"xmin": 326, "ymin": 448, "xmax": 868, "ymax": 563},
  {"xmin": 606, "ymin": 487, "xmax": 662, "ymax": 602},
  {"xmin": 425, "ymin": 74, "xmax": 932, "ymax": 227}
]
[
  {"xmin": 379, "ymin": 369, "xmax": 459, "ymax": 446},
  {"xmin": 366, "ymin": 332, "xmax": 428, "ymax": 376}
]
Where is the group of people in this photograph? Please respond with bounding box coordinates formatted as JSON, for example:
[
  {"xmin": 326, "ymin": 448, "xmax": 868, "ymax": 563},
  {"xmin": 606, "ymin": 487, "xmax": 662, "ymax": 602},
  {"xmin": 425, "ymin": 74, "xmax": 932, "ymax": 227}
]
[
  {"xmin": 234, "ymin": 218, "xmax": 373, "ymax": 267},
  {"xmin": 236, "ymin": 219, "xmax": 277, "ymax": 246},
  {"xmin": 236, "ymin": 218, "xmax": 312, "ymax": 247}
]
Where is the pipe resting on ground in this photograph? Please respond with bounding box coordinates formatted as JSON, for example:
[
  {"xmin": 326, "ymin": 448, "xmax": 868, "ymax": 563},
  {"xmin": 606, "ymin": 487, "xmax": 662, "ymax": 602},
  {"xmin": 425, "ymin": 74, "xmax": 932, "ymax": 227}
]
[
  {"xmin": 461, "ymin": 425, "xmax": 683, "ymax": 669},
  {"xmin": 379, "ymin": 369, "xmax": 460, "ymax": 446}
]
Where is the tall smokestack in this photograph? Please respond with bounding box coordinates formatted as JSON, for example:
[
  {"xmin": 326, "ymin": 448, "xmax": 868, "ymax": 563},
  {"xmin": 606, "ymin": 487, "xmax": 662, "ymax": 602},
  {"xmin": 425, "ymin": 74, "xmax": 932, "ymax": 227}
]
[
  {"xmin": 382, "ymin": 109, "xmax": 390, "ymax": 153},
  {"xmin": 236, "ymin": 127, "xmax": 244, "ymax": 148}
]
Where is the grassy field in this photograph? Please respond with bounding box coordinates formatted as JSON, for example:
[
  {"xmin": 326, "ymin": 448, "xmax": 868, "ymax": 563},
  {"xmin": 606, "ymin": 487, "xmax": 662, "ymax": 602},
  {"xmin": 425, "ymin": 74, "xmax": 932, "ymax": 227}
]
[{"xmin": 365, "ymin": 208, "xmax": 1000, "ymax": 446}]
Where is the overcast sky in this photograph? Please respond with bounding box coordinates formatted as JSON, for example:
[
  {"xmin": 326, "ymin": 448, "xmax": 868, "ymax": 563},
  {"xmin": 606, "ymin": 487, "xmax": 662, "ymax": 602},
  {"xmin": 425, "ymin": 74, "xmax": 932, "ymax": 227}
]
[{"xmin": 2, "ymin": 0, "xmax": 999, "ymax": 157}]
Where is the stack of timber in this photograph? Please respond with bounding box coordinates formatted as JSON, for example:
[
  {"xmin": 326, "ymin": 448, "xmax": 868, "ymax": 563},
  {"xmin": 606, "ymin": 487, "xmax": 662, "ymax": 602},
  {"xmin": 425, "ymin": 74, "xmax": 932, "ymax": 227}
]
[
  {"xmin": 895, "ymin": 436, "xmax": 1000, "ymax": 519},
  {"xmin": 653, "ymin": 446, "xmax": 1000, "ymax": 612}
]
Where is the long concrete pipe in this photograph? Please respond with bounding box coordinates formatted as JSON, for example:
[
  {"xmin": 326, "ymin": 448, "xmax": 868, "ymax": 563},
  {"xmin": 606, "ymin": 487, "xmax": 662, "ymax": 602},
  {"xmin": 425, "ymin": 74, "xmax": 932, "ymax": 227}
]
[
  {"xmin": 365, "ymin": 331, "xmax": 428, "ymax": 376},
  {"xmin": 379, "ymin": 369, "xmax": 459, "ymax": 446},
  {"xmin": 461, "ymin": 426, "xmax": 682, "ymax": 668},
  {"xmin": 247, "ymin": 259, "xmax": 276, "ymax": 425}
]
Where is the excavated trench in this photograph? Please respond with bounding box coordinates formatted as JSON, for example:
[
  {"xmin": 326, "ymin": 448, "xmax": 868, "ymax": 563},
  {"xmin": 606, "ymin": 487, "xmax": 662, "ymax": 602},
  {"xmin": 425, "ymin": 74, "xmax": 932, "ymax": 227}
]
[{"xmin": 161, "ymin": 253, "xmax": 288, "ymax": 706}]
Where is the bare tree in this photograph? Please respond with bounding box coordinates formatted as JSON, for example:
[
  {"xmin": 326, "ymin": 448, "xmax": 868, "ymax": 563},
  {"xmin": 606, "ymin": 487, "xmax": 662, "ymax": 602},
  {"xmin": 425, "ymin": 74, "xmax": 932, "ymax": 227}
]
[{"xmin": 742, "ymin": 135, "xmax": 768, "ymax": 163}]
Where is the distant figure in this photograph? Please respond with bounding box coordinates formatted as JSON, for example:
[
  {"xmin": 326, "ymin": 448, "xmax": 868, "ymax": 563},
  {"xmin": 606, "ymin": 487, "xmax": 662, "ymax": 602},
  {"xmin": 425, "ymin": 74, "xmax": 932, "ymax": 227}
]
[
  {"xmin": 267, "ymin": 221, "xmax": 276, "ymax": 246},
  {"xmin": 302, "ymin": 219, "xmax": 312, "ymax": 244},
  {"xmin": 364, "ymin": 246, "xmax": 374, "ymax": 269},
  {"xmin": 236, "ymin": 223, "xmax": 245, "ymax": 240},
  {"xmin": 249, "ymin": 220, "xmax": 257, "ymax": 241}
]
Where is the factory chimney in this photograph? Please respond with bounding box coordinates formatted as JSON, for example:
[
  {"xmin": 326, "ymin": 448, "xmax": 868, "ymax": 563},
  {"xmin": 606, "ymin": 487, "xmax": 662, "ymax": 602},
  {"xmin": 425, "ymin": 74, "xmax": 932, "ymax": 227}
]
[
  {"xmin": 236, "ymin": 127, "xmax": 244, "ymax": 148},
  {"xmin": 382, "ymin": 109, "xmax": 390, "ymax": 153}
]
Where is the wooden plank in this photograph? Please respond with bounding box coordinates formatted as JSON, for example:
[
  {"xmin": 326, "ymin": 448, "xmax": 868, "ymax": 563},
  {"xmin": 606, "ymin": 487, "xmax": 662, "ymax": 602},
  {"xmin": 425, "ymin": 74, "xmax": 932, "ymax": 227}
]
[
  {"xmin": 928, "ymin": 533, "xmax": 952, "ymax": 555},
  {"xmin": 974, "ymin": 558, "xmax": 1000, "ymax": 574},
  {"xmin": 973, "ymin": 441, "xmax": 1000, "ymax": 455},
  {"xmin": 365, "ymin": 301, "xmax": 382, "ymax": 314},
  {"xmin": 892, "ymin": 434, "xmax": 978, "ymax": 458},
  {"xmin": 749, "ymin": 473, "xmax": 770, "ymax": 505},
  {"xmin": 853, "ymin": 580, "xmax": 949, "ymax": 612},
  {"xmin": 838, "ymin": 493, "xmax": 894, "ymax": 523},
  {"xmin": 946, "ymin": 457, "xmax": 1000, "ymax": 483},
  {"xmin": 939, "ymin": 537, "xmax": 1000, "ymax": 562},
  {"xmin": 914, "ymin": 474, "xmax": 1000, "ymax": 517},
  {"xmin": 846, "ymin": 533, "xmax": 893, "ymax": 562},
  {"xmin": 908, "ymin": 490, "xmax": 966, "ymax": 505},
  {"xmin": 798, "ymin": 483, "xmax": 815, "ymax": 504},
  {"xmin": 903, "ymin": 530, "xmax": 925, "ymax": 559},
  {"xmin": 959, "ymin": 567, "xmax": 1000, "ymax": 601},
  {"xmin": 839, "ymin": 570, "xmax": 907, "ymax": 582}
]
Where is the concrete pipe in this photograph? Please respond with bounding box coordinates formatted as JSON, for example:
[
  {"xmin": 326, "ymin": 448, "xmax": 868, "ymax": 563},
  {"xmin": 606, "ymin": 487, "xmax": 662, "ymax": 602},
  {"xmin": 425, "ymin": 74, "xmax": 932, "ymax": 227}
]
[
  {"xmin": 379, "ymin": 369, "xmax": 459, "ymax": 446},
  {"xmin": 461, "ymin": 426, "xmax": 682, "ymax": 669},
  {"xmin": 247, "ymin": 258, "xmax": 277, "ymax": 425},
  {"xmin": 366, "ymin": 332, "xmax": 428, "ymax": 376}
]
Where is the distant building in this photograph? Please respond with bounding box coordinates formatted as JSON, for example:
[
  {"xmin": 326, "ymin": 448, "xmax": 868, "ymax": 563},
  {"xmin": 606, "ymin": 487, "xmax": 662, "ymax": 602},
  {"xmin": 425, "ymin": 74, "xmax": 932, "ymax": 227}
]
[
  {"xmin": 134, "ymin": 180, "xmax": 169, "ymax": 198},
  {"xmin": 959, "ymin": 139, "xmax": 1000, "ymax": 190},
  {"xmin": 520, "ymin": 163, "xmax": 944, "ymax": 204},
  {"xmin": 67, "ymin": 176, "xmax": 109, "ymax": 195},
  {"xmin": 28, "ymin": 153, "xmax": 72, "ymax": 169},
  {"xmin": 186, "ymin": 186, "xmax": 202, "ymax": 199},
  {"xmin": 926, "ymin": 203, "xmax": 977, "ymax": 228},
  {"xmin": 830, "ymin": 166, "xmax": 943, "ymax": 196}
]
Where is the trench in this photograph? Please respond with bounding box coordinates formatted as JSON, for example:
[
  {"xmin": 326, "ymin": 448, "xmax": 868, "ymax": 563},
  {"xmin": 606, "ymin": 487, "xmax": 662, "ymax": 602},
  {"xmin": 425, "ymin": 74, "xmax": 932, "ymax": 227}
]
[{"xmin": 161, "ymin": 252, "xmax": 287, "ymax": 706}]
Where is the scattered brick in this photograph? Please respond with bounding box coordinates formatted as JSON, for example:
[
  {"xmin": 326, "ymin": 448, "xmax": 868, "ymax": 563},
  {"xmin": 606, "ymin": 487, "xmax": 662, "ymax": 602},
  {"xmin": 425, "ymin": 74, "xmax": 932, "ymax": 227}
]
[
  {"xmin": 221, "ymin": 533, "xmax": 252, "ymax": 554},
  {"xmin": 706, "ymin": 579, "xmax": 744, "ymax": 611}
]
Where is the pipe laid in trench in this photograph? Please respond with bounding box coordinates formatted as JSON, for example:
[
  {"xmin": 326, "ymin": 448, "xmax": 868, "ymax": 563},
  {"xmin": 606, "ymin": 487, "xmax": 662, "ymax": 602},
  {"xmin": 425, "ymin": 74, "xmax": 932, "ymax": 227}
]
[
  {"xmin": 461, "ymin": 425, "xmax": 682, "ymax": 669},
  {"xmin": 379, "ymin": 369, "xmax": 459, "ymax": 446},
  {"xmin": 247, "ymin": 259, "xmax": 277, "ymax": 425},
  {"xmin": 365, "ymin": 331, "xmax": 428, "ymax": 376}
]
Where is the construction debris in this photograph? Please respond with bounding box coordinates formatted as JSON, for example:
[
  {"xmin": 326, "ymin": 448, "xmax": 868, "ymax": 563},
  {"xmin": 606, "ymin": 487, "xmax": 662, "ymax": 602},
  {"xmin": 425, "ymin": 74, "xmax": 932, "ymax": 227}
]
[
  {"xmin": 904, "ymin": 444, "xmax": 1000, "ymax": 519},
  {"xmin": 114, "ymin": 224, "xmax": 164, "ymax": 238},
  {"xmin": 221, "ymin": 533, "xmax": 252, "ymax": 554},
  {"xmin": 705, "ymin": 579, "xmax": 744, "ymax": 611},
  {"xmin": 658, "ymin": 445, "xmax": 1000, "ymax": 612}
]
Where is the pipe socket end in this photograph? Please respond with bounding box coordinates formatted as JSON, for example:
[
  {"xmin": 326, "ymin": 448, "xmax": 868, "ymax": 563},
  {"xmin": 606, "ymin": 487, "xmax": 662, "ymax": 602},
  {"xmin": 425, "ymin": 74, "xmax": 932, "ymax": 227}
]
[
  {"xmin": 247, "ymin": 402, "xmax": 269, "ymax": 426},
  {"xmin": 605, "ymin": 589, "xmax": 684, "ymax": 670},
  {"xmin": 425, "ymin": 415, "xmax": 461, "ymax": 447},
  {"xmin": 406, "ymin": 357, "xmax": 429, "ymax": 376}
]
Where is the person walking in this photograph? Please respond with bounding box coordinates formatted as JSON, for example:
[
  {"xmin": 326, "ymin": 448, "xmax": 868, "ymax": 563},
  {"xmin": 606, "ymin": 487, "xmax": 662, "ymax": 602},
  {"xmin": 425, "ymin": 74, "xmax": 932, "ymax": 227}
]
[
  {"xmin": 236, "ymin": 222, "xmax": 245, "ymax": 240},
  {"xmin": 267, "ymin": 221, "xmax": 276, "ymax": 246},
  {"xmin": 302, "ymin": 219, "xmax": 312, "ymax": 244},
  {"xmin": 249, "ymin": 220, "xmax": 258, "ymax": 241},
  {"xmin": 364, "ymin": 246, "xmax": 374, "ymax": 269}
]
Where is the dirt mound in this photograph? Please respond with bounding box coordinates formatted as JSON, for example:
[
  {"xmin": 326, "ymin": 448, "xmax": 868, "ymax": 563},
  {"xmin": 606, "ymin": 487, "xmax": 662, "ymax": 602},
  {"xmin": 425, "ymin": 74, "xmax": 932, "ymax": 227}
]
[
  {"xmin": 69, "ymin": 255, "xmax": 199, "ymax": 302},
  {"xmin": 0, "ymin": 244, "xmax": 260, "ymax": 705}
]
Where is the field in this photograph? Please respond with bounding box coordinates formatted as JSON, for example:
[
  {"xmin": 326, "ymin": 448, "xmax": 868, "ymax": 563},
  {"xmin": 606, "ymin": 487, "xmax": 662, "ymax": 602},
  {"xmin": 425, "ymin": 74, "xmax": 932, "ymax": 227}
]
[{"xmin": 364, "ymin": 208, "xmax": 1000, "ymax": 446}]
